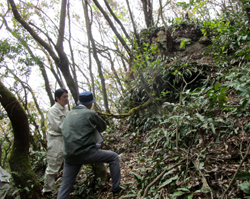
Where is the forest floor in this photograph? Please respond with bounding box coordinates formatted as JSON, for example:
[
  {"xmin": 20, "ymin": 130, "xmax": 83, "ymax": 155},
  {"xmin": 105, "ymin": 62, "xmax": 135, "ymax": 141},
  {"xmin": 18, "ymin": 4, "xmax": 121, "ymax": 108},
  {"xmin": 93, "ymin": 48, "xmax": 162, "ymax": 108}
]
[{"xmin": 53, "ymin": 105, "xmax": 250, "ymax": 199}]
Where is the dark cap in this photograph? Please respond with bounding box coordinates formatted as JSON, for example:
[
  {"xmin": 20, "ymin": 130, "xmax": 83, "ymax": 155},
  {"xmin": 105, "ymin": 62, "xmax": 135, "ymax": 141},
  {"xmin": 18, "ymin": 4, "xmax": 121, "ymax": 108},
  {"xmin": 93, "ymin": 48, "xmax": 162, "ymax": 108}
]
[{"xmin": 78, "ymin": 91, "xmax": 95, "ymax": 105}]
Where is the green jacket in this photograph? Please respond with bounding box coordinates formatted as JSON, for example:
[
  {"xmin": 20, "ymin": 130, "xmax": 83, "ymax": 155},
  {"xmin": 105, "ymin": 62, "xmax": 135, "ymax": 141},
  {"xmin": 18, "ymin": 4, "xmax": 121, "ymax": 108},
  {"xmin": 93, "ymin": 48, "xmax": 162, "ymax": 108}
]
[{"xmin": 62, "ymin": 106, "xmax": 106, "ymax": 163}]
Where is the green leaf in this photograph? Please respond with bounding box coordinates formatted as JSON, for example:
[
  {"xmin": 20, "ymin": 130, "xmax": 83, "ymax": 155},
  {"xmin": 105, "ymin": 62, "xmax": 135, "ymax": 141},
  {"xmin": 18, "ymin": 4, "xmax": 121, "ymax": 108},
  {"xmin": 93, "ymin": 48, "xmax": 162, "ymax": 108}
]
[
  {"xmin": 238, "ymin": 87, "xmax": 250, "ymax": 95},
  {"xmin": 163, "ymin": 102, "xmax": 175, "ymax": 107},
  {"xmin": 242, "ymin": 35, "xmax": 248, "ymax": 41},
  {"xmin": 201, "ymin": 122, "xmax": 208, "ymax": 129},
  {"xmin": 240, "ymin": 100, "xmax": 250, "ymax": 110},
  {"xmin": 236, "ymin": 173, "xmax": 250, "ymax": 180},
  {"xmin": 215, "ymin": 118, "xmax": 226, "ymax": 123},
  {"xmin": 123, "ymin": 194, "xmax": 138, "ymax": 198},
  {"xmin": 199, "ymin": 162, "xmax": 204, "ymax": 169},
  {"xmin": 172, "ymin": 191, "xmax": 186, "ymax": 198},
  {"xmin": 12, "ymin": 188, "xmax": 20, "ymax": 196},
  {"xmin": 214, "ymin": 83, "xmax": 221, "ymax": 91},
  {"xmin": 176, "ymin": 187, "xmax": 190, "ymax": 192},
  {"xmin": 162, "ymin": 168, "xmax": 177, "ymax": 179},
  {"xmin": 195, "ymin": 188, "xmax": 211, "ymax": 193},
  {"xmin": 187, "ymin": 194, "xmax": 193, "ymax": 199},
  {"xmin": 196, "ymin": 113, "xmax": 204, "ymax": 121},
  {"xmin": 159, "ymin": 175, "xmax": 178, "ymax": 188},
  {"xmin": 210, "ymin": 123, "xmax": 216, "ymax": 134},
  {"xmin": 238, "ymin": 181, "xmax": 250, "ymax": 194},
  {"xmin": 130, "ymin": 172, "xmax": 142, "ymax": 182},
  {"xmin": 220, "ymin": 87, "xmax": 228, "ymax": 93}
]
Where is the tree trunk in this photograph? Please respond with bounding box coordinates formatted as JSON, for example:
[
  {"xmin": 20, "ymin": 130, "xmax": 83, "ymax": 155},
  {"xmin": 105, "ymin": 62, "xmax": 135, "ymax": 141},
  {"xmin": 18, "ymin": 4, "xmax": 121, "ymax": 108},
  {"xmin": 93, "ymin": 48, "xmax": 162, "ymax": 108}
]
[
  {"xmin": 159, "ymin": 0, "xmax": 174, "ymax": 52},
  {"xmin": 87, "ymin": 36, "xmax": 97, "ymax": 111},
  {"xmin": 7, "ymin": 68, "xmax": 47, "ymax": 145},
  {"xmin": 83, "ymin": 0, "xmax": 110, "ymax": 113},
  {"xmin": 141, "ymin": 0, "xmax": 154, "ymax": 28},
  {"xmin": 92, "ymin": 162, "xmax": 108, "ymax": 182},
  {"xmin": 0, "ymin": 81, "xmax": 41, "ymax": 198},
  {"xmin": 99, "ymin": 52, "xmax": 124, "ymax": 93},
  {"xmin": 55, "ymin": 0, "xmax": 79, "ymax": 103},
  {"xmin": 67, "ymin": 0, "xmax": 79, "ymax": 99}
]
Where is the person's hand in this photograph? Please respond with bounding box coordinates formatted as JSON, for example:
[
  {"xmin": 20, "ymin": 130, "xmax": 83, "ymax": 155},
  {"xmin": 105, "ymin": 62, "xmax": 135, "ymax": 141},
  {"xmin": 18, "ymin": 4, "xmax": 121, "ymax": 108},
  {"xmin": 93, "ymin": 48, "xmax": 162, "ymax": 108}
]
[{"xmin": 97, "ymin": 111, "xmax": 104, "ymax": 116}]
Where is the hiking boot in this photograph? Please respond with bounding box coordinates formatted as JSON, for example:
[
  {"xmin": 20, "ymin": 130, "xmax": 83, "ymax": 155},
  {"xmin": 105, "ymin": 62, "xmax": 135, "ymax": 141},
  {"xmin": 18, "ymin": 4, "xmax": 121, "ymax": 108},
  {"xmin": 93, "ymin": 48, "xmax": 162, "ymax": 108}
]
[
  {"xmin": 112, "ymin": 184, "xmax": 126, "ymax": 195},
  {"xmin": 43, "ymin": 192, "xmax": 53, "ymax": 199}
]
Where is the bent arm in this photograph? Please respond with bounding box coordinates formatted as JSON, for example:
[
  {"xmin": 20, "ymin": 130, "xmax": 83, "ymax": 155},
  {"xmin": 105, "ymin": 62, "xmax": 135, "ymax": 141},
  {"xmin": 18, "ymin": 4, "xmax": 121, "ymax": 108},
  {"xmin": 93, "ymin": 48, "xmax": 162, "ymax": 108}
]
[{"xmin": 91, "ymin": 112, "xmax": 107, "ymax": 132}]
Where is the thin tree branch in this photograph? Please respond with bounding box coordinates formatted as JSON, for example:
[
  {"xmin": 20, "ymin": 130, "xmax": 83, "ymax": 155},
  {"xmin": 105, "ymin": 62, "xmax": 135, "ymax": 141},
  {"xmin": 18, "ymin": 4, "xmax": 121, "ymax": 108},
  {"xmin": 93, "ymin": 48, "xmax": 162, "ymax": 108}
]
[{"xmin": 92, "ymin": 0, "xmax": 131, "ymax": 56}]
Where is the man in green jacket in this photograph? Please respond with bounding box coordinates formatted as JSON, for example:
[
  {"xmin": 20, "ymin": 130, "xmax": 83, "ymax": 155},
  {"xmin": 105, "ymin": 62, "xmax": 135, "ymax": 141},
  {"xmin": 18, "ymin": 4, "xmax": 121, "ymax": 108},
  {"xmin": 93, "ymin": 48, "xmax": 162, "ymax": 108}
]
[{"xmin": 57, "ymin": 91, "xmax": 122, "ymax": 199}]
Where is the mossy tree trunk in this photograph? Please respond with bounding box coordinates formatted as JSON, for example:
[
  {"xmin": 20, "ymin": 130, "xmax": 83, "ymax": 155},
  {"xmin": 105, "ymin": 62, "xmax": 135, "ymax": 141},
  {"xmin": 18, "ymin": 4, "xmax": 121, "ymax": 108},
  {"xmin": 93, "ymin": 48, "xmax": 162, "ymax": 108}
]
[
  {"xmin": 0, "ymin": 81, "xmax": 41, "ymax": 198},
  {"xmin": 92, "ymin": 162, "xmax": 108, "ymax": 182}
]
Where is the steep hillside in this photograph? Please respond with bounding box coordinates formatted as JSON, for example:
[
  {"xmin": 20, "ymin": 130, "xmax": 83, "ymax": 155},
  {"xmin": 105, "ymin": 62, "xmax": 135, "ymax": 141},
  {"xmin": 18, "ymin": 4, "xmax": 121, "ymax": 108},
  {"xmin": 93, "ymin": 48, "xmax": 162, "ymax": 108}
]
[{"xmin": 57, "ymin": 22, "xmax": 250, "ymax": 198}]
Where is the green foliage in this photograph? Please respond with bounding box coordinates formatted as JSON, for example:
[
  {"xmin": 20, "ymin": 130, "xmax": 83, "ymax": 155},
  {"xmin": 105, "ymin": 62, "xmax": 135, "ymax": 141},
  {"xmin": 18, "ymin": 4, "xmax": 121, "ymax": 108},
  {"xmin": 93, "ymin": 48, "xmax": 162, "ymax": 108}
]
[
  {"xmin": 201, "ymin": 5, "xmax": 250, "ymax": 67},
  {"xmin": 236, "ymin": 173, "xmax": 250, "ymax": 195},
  {"xmin": 238, "ymin": 181, "xmax": 250, "ymax": 195},
  {"xmin": 180, "ymin": 38, "xmax": 191, "ymax": 49},
  {"xmin": 0, "ymin": 39, "xmax": 22, "ymax": 59},
  {"xmin": 111, "ymin": 4, "xmax": 250, "ymax": 196},
  {"xmin": 225, "ymin": 65, "xmax": 250, "ymax": 111},
  {"xmin": 207, "ymin": 83, "xmax": 228, "ymax": 108},
  {"xmin": 236, "ymin": 173, "xmax": 250, "ymax": 181},
  {"xmin": 130, "ymin": 171, "xmax": 150, "ymax": 189},
  {"xmin": 172, "ymin": 187, "xmax": 190, "ymax": 199},
  {"xmin": 159, "ymin": 173, "xmax": 178, "ymax": 188},
  {"xmin": 0, "ymin": 39, "xmax": 33, "ymax": 78},
  {"xmin": 124, "ymin": 51, "xmax": 250, "ymax": 196},
  {"xmin": 30, "ymin": 151, "xmax": 47, "ymax": 181}
]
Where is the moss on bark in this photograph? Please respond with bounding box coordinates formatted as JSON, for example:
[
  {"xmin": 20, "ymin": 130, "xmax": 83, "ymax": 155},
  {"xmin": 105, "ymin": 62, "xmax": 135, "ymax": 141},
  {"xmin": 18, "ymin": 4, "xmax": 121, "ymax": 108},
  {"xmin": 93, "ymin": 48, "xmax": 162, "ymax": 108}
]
[
  {"xmin": 0, "ymin": 81, "xmax": 42, "ymax": 198},
  {"xmin": 99, "ymin": 99, "xmax": 153, "ymax": 119},
  {"xmin": 9, "ymin": 151, "xmax": 41, "ymax": 198}
]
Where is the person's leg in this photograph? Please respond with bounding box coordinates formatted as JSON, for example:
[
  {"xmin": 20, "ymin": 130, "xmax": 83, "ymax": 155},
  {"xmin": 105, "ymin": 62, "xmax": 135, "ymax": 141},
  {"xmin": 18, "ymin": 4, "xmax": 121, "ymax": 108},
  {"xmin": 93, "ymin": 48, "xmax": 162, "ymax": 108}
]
[
  {"xmin": 43, "ymin": 135, "xmax": 64, "ymax": 193},
  {"xmin": 57, "ymin": 162, "xmax": 82, "ymax": 199},
  {"xmin": 81, "ymin": 150, "xmax": 121, "ymax": 190}
]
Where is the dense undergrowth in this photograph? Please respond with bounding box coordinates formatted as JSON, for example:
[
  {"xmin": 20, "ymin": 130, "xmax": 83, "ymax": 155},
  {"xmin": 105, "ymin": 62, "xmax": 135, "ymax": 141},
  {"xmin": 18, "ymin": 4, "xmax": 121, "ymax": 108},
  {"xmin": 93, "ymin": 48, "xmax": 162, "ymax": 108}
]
[
  {"xmin": 98, "ymin": 61, "xmax": 250, "ymax": 198},
  {"xmin": 44, "ymin": 17, "xmax": 250, "ymax": 198},
  {"xmin": 99, "ymin": 14, "xmax": 250, "ymax": 198}
]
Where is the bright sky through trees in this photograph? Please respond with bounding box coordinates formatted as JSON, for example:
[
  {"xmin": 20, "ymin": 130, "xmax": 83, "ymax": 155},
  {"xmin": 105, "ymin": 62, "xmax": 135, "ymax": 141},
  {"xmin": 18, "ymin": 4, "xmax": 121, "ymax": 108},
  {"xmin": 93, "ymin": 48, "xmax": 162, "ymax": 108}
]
[{"xmin": 0, "ymin": 0, "xmax": 222, "ymax": 110}]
